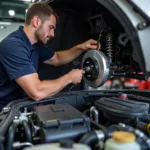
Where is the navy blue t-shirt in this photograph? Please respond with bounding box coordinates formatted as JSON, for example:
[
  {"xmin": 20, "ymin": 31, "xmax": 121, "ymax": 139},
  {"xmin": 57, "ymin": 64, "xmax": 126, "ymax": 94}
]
[{"xmin": 0, "ymin": 26, "xmax": 54, "ymax": 108}]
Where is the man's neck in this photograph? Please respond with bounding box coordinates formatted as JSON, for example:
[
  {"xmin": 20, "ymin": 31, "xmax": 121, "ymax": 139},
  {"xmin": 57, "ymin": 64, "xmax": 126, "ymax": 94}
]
[{"xmin": 23, "ymin": 25, "xmax": 38, "ymax": 45}]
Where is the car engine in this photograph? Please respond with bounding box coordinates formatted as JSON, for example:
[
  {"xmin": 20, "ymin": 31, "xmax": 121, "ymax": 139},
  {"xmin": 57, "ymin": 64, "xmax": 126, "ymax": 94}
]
[
  {"xmin": 1, "ymin": 91, "xmax": 150, "ymax": 150},
  {"xmin": 0, "ymin": 0, "xmax": 150, "ymax": 150}
]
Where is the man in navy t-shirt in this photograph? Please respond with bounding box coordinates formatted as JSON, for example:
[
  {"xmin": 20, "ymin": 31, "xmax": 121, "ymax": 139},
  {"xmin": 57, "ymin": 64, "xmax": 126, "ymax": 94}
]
[{"xmin": 0, "ymin": 2, "xmax": 100, "ymax": 109}]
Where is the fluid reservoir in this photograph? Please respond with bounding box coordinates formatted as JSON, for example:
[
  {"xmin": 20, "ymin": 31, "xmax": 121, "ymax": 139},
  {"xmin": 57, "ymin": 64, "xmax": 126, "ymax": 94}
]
[
  {"xmin": 24, "ymin": 140, "xmax": 91, "ymax": 150},
  {"xmin": 104, "ymin": 131, "xmax": 141, "ymax": 150}
]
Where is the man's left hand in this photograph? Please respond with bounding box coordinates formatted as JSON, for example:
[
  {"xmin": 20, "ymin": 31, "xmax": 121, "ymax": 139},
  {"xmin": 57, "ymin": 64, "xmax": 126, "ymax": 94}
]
[{"xmin": 79, "ymin": 39, "xmax": 101, "ymax": 51}]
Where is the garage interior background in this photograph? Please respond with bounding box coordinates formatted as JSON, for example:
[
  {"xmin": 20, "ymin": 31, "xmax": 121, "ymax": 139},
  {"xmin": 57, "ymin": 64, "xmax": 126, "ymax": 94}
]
[{"xmin": 0, "ymin": 0, "xmax": 149, "ymax": 92}]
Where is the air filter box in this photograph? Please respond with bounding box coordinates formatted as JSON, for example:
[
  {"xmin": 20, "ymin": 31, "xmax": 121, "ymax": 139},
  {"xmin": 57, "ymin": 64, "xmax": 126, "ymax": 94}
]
[
  {"xmin": 94, "ymin": 97, "xmax": 149, "ymax": 123},
  {"xmin": 34, "ymin": 104, "xmax": 91, "ymax": 143}
]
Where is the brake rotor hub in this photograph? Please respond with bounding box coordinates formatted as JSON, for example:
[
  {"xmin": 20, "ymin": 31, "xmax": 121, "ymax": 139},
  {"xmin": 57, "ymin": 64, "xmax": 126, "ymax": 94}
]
[
  {"xmin": 82, "ymin": 57, "xmax": 99, "ymax": 81},
  {"xmin": 81, "ymin": 50, "xmax": 110, "ymax": 88}
]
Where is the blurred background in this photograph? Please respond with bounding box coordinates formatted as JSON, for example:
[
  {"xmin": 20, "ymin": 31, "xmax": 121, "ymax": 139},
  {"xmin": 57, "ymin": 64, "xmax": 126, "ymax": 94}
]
[{"xmin": 0, "ymin": 0, "xmax": 40, "ymax": 41}]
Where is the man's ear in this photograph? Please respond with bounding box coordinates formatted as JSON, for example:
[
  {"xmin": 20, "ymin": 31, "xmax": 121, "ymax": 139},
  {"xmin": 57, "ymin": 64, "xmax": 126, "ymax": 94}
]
[{"xmin": 32, "ymin": 16, "xmax": 41, "ymax": 28}]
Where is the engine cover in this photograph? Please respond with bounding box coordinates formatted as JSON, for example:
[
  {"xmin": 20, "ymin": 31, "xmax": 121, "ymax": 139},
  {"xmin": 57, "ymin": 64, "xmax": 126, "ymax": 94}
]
[{"xmin": 33, "ymin": 104, "xmax": 91, "ymax": 143}]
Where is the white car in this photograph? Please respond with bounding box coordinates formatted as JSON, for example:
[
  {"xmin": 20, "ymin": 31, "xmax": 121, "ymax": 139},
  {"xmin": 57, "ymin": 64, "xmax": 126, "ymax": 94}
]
[{"xmin": 40, "ymin": 0, "xmax": 150, "ymax": 89}]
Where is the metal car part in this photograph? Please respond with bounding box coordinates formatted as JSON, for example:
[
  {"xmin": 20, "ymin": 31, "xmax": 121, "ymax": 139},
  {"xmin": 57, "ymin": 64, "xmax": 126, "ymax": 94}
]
[
  {"xmin": 90, "ymin": 106, "xmax": 99, "ymax": 124},
  {"xmin": 81, "ymin": 50, "xmax": 110, "ymax": 88}
]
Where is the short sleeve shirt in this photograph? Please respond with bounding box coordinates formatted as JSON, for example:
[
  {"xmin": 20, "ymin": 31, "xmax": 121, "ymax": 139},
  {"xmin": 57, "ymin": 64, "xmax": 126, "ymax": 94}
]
[{"xmin": 0, "ymin": 26, "xmax": 54, "ymax": 108}]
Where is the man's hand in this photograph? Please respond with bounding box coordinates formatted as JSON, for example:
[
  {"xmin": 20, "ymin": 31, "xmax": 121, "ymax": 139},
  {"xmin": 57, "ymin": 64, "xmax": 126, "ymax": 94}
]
[
  {"xmin": 78, "ymin": 39, "xmax": 101, "ymax": 51},
  {"xmin": 68, "ymin": 69, "xmax": 85, "ymax": 84}
]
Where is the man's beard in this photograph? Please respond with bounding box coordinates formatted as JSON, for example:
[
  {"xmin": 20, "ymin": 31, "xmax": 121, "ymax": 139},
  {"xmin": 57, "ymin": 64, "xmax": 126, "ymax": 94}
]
[{"xmin": 35, "ymin": 25, "xmax": 48, "ymax": 44}]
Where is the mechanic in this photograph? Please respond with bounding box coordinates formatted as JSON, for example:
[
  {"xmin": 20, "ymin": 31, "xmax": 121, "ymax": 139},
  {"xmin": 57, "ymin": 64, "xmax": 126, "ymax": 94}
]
[{"xmin": 0, "ymin": 2, "xmax": 100, "ymax": 110}]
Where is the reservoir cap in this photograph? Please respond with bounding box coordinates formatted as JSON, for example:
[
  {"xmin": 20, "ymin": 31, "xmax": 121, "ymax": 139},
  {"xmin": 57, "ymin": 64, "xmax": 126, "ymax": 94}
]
[{"xmin": 113, "ymin": 131, "xmax": 136, "ymax": 143}]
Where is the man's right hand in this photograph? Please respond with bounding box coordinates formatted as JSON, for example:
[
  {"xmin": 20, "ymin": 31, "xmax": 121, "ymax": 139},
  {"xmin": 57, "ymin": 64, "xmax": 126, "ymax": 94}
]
[{"xmin": 68, "ymin": 69, "xmax": 85, "ymax": 84}]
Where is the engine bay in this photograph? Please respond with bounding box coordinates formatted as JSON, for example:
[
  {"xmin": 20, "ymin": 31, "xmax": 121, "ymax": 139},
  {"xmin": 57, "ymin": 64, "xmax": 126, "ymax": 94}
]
[{"xmin": 0, "ymin": 90, "xmax": 150, "ymax": 150}]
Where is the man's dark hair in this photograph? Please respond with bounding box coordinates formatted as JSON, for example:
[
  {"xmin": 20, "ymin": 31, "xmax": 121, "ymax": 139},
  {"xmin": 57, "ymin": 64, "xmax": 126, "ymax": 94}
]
[{"xmin": 25, "ymin": 2, "xmax": 58, "ymax": 25}]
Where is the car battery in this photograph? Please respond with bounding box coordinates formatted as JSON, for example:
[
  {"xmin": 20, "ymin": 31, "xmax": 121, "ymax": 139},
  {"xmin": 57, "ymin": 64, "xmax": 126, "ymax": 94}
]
[{"xmin": 33, "ymin": 104, "xmax": 91, "ymax": 143}]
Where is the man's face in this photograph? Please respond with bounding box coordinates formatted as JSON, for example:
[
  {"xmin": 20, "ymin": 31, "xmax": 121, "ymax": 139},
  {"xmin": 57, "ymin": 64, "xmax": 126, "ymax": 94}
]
[{"xmin": 35, "ymin": 14, "xmax": 56, "ymax": 44}]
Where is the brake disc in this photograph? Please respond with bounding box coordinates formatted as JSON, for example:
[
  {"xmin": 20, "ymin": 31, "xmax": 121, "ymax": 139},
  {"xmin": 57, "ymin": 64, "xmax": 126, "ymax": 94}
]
[{"xmin": 81, "ymin": 50, "xmax": 110, "ymax": 88}]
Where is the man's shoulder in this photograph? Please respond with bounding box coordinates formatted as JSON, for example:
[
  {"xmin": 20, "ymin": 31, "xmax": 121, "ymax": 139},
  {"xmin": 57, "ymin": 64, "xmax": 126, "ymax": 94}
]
[
  {"xmin": 0, "ymin": 34, "xmax": 25, "ymax": 53},
  {"xmin": 1, "ymin": 33, "xmax": 23, "ymax": 46}
]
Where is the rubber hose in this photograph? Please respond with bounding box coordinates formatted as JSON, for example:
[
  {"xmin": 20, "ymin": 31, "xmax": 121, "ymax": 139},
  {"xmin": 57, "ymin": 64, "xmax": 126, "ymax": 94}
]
[
  {"xmin": 79, "ymin": 131, "xmax": 98, "ymax": 148},
  {"xmin": 7, "ymin": 122, "xmax": 19, "ymax": 150},
  {"xmin": 22, "ymin": 120, "xmax": 32, "ymax": 143}
]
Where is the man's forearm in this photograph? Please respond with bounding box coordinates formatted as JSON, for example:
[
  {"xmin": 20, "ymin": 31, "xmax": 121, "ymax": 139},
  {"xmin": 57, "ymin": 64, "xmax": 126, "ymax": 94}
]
[
  {"xmin": 44, "ymin": 39, "xmax": 100, "ymax": 66},
  {"xmin": 28, "ymin": 73, "xmax": 72, "ymax": 101},
  {"xmin": 56, "ymin": 44, "xmax": 83, "ymax": 65}
]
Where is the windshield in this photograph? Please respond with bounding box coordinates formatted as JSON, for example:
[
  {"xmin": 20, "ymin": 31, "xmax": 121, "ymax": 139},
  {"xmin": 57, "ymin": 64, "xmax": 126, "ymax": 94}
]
[{"xmin": 0, "ymin": 0, "xmax": 29, "ymax": 22}]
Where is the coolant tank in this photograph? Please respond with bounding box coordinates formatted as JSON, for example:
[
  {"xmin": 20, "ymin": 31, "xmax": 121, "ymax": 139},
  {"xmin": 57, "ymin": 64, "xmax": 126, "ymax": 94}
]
[
  {"xmin": 104, "ymin": 131, "xmax": 141, "ymax": 150},
  {"xmin": 24, "ymin": 143, "xmax": 91, "ymax": 150}
]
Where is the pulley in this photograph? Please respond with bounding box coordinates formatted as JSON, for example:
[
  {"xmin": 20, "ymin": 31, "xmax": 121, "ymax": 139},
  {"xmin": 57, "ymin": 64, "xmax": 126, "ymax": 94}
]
[{"xmin": 81, "ymin": 50, "xmax": 110, "ymax": 88}]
